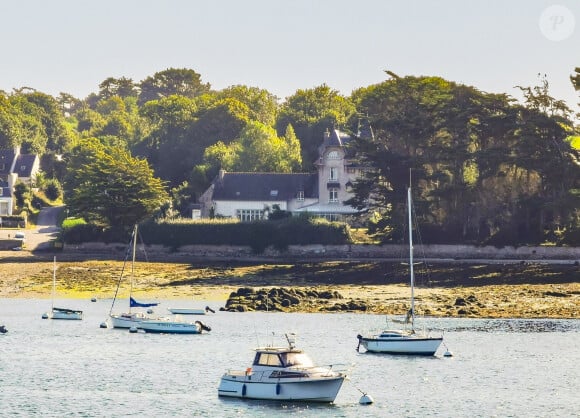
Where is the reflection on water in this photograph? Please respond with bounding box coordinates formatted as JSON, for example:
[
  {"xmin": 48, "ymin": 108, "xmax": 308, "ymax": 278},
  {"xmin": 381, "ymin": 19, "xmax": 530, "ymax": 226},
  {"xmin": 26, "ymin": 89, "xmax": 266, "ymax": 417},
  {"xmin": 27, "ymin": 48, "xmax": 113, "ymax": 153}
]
[{"xmin": 0, "ymin": 298, "xmax": 578, "ymax": 417}]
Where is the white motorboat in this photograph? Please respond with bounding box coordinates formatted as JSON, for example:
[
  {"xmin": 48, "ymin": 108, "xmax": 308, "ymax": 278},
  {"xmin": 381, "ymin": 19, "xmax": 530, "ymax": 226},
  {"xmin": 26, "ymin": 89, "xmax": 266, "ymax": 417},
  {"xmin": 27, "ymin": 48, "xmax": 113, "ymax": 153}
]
[
  {"xmin": 138, "ymin": 318, "xmax": 211, "ymax": 334},
  {"xmin": 107, "ymin": 225, "xmax": 158, "ymax": 329},
  {"xmin": 218, "ymin": 333, "xmax": 347, "ymax": 402},
  {"xmin": 356, "ymin": 183, "xmax": 443, "ymax": 355},
  {"xmin": 42, "ymin": 257, "xmax": 83, "ymax": 321},
  {"xmin": 167, "ymin": 306, "xmax": 214, "ymax": 315}
]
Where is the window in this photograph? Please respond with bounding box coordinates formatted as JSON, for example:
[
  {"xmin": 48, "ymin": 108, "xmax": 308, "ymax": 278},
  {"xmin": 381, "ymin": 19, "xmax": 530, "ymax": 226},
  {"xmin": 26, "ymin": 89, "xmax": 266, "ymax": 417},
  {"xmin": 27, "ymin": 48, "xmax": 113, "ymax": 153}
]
[
  {"xmin": 329, "ymin": 188, "xmax": 338, "ymax": 203},
  {"xmin": 297, "ymin": 190, "xmax": 304, "ymax": 201},
  {"xmin": 327, "ymin": 150, "xmax": 340, "ymax": 160},
  {"xmin": 329, "ymin": 167, "xmax": 338, "ymax": 181},
  {"xmin": 254, "ymin": 353, "xmax": 283, "ymax": 367},
  {"xmin": 20, "ymin": 165, "xmax": 26, "ymax": 171},
  {"xmin": 236, "ymin": 209, "xmax": 264, "ymax": 222},
  {"xmin": 270, "ymin": 190, "xmax": 278, "ymax": 197}
]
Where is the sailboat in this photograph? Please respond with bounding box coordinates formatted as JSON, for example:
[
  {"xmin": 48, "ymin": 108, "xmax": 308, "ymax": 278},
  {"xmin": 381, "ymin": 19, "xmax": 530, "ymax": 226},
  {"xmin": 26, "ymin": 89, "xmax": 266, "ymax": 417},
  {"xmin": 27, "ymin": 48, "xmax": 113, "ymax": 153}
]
[
  {"xmin": 108, "ymin": 225, "xmax": 158, "ymax": 329},
  {"xmin": 42, "ymin": 257, "xmax": 83, "ymax": 320},
  {"xmin": 356, "ymin": 185, "xmax": 443, "ymax": 355}
]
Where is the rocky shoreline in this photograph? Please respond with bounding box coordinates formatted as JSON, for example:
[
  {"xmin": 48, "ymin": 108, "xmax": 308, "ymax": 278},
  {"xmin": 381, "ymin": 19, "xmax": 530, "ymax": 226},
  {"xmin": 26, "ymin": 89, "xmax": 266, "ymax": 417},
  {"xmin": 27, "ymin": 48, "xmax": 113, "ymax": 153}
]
[{"xmin": 0, "ymin": 255, "xmax": 578, "ymax": 318}]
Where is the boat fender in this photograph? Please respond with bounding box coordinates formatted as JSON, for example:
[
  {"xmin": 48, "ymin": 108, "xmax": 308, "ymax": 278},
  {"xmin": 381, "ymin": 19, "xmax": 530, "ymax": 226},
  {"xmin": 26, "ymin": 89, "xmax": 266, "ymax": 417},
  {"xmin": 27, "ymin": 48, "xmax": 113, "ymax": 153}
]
[
  {"xmin": 276, "ymin": 383, "xmax": 281, "ymax": 395},
  {"xmin": 241, "ymin": 384, "xmax": 246, "ymax": 397}
]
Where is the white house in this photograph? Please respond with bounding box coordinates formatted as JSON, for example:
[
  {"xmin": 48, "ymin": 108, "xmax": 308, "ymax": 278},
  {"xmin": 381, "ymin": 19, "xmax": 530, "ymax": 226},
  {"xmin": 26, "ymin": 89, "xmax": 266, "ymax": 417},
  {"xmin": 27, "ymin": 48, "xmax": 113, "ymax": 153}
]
[
  {"xmin": 199, "ymin": 127, "xmax": 371, "ymax": 221},
  {"xmin": 0, "ymin": 147, "xmax": 40, "ymax": 216}
]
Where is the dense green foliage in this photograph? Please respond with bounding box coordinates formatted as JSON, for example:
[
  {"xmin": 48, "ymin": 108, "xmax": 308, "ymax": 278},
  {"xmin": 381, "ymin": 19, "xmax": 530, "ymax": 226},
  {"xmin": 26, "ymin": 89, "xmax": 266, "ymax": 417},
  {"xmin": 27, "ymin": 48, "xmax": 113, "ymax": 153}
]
[
  {"xmin": 2, "ymin": 67, "xmax": 579, "ymax": 245},
  {"xmin": 62, "ymin": 216, "xmax": 352, "ymax": 253}
]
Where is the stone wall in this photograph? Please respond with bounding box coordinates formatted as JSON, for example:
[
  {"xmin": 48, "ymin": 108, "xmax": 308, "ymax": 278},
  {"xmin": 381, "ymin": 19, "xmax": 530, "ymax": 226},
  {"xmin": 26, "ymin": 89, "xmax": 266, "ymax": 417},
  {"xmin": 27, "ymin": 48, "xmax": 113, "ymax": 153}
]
[{"xmin": 61, "ymin": 242, "xmax": 580, "ymax": 261}]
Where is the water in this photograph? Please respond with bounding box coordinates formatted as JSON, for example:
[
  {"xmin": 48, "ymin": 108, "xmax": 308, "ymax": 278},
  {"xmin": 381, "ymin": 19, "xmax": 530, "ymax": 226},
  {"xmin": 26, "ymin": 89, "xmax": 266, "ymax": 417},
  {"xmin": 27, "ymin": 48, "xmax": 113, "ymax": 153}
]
[{"xmin": 0, "ymin": 299, "xmax": 578, "ymax": 417}]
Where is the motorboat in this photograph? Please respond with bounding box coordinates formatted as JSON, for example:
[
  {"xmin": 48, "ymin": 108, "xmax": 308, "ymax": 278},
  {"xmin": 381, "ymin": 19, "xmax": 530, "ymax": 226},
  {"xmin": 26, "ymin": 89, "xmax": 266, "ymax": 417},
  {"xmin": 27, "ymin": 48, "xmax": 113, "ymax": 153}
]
[
  {"xmin": 218, "ymin": 333, "xmax": 347, "ymax": 402},
  {"xmin": 167, "ymin": 306, "xmax": 215, "ymax": 315},
  {"xmin": 138, "ymin": 318, "xmax": 211, "ymax": 334},
  {"xmin": 356, "ymin": 182, "xmax": 443, "ymax": 355}
]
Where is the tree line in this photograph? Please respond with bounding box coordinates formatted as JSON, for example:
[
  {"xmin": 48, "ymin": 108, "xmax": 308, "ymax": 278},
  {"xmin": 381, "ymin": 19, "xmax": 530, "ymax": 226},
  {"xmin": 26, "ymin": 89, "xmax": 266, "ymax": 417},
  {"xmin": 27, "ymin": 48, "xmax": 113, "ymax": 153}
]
[{"xmin": 0, "ymin": 67, "xmax": 578, "ymax": 245}]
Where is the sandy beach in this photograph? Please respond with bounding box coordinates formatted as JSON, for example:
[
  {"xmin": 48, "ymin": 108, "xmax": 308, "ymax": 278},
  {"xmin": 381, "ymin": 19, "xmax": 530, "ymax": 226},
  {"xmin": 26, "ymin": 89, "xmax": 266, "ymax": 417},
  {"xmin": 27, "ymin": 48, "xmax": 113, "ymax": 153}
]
[{"xmin": 1, "ymin": 253, "xmax": 578, "ymax": 319}]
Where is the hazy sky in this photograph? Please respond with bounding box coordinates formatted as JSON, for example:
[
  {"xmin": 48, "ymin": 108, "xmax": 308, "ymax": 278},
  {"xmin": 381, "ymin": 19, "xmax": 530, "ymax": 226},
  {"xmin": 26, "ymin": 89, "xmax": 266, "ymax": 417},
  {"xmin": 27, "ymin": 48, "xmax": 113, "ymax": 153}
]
[{"xmin": 1, "ymin": 0, "xmax": 578, "ymax": 110}]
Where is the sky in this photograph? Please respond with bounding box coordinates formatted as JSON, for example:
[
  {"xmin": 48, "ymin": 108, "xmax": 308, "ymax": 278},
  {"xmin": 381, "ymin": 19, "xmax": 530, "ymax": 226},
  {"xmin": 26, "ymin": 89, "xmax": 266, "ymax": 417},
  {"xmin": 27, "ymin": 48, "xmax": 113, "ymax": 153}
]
[{"xmin": 1, "ymin": 0, "xmax": 579, "ymax": 112}]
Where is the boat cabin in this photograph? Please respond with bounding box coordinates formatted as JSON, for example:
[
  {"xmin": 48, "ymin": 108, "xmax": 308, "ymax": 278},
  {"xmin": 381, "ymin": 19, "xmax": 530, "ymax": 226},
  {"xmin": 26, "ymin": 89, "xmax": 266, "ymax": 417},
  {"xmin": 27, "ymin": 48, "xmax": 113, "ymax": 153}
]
[{"xmin": 252, "ymin": 348, "xmax": 314, "ymax": 369}]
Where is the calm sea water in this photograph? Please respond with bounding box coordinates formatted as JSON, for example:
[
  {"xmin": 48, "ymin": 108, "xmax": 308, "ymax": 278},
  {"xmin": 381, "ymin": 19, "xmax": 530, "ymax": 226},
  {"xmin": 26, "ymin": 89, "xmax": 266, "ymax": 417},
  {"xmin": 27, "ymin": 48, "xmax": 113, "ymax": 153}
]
[{"xmin": 0, "ymin": 298, "xmax": 578, "ymax": 417}]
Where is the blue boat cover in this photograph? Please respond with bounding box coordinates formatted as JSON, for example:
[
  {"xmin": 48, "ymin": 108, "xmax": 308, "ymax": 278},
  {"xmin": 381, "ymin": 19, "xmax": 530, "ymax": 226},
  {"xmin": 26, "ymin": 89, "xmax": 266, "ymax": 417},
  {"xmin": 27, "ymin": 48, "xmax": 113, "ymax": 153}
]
[{"xmin": 130, "ymin": 297, "xmax": 159, "ymax": 308}]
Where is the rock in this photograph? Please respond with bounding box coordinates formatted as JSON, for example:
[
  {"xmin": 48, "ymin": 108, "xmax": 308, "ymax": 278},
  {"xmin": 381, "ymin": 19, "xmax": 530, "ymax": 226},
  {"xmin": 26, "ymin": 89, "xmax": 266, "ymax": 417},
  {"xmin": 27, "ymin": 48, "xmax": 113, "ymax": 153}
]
[{"xmin": 454, "ymin": 297, "xmax": 467, "ymax": 306}]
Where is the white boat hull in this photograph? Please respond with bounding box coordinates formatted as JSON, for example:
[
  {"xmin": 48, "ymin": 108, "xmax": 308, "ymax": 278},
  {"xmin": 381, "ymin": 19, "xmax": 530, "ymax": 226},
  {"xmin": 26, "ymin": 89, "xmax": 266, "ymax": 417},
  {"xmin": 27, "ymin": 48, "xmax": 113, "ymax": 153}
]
[
  {"xmin": 167, "ymin": 308, "xmax": 206, "ymax": 315},
  {"xmin": 359, "ymin": 335, "xmax": 442, "ymax": 355},
  {"xmin": 47, "ymin": 309, "xmax": 83, "ymax": 320},
  {"xmin": 139, "ymin": 320, "xmax": 203, "ymax": 334},
  {"xmin": 109, "ymin": 313, "xmax": 148, "ymax": 329},
  {"xmin": 218, "ymin": 374, "xmax": 345, "ymax": 402}
]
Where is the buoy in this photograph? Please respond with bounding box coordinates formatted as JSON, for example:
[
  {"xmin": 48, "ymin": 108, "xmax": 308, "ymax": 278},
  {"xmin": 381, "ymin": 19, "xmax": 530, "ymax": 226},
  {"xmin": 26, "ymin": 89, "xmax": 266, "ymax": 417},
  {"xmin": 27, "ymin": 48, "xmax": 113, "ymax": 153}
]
[
  {"xmin": 359, "ymin": 393, "xmax": 374, "ymax": 405},
  {"xmin": 444, "ymin": 349, "xmax": 453, "ymax": 357},
  {"xmin": 129, "ymin": 326, "xmax": 138, "ymax": 333},
  {"xmin": 146, "ymin": 308, "xmax": 154, "ymax": 314},
  {"xmin": 91, "ymin": 297, "xmax": 97, "ymax": 302},
  {"xmin": 99, "ymin": 322, "xmax": 108, "ymax": 329},
  {"xmin": 41, "ymin": 313, "xmax": 49, "ymax": 319}
]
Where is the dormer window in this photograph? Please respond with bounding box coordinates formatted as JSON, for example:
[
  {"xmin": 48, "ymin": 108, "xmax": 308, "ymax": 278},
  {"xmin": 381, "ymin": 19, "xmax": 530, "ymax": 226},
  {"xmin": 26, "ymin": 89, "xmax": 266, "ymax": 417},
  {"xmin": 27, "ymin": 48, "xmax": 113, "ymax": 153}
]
[
  {"xmin": 20, "ymin": 165, "xmax": 26, "ymax": 171},
  {"xmin": 327, "ymin": 151, "xmax": 340, "ymax": 160},
  {"xmin": 270, "ymin": 190, "xmax": 278, "ymax": 197}
]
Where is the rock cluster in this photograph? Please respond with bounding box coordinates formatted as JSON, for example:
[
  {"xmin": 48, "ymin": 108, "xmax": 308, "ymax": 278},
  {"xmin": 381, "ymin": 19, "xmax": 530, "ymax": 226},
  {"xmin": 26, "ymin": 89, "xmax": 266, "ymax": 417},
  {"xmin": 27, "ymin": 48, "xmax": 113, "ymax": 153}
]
[{"xmin": 221, "ymin": 286, "xmax": 369, "ymax": 312}]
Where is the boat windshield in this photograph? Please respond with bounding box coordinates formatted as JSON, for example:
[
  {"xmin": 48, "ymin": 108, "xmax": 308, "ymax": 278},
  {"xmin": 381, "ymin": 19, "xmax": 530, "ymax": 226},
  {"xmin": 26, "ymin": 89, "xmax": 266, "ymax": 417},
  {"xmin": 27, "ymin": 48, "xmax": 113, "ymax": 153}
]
[{"xmin": 280, "ymin": 352, "xmax": 314, "ymax": 368}]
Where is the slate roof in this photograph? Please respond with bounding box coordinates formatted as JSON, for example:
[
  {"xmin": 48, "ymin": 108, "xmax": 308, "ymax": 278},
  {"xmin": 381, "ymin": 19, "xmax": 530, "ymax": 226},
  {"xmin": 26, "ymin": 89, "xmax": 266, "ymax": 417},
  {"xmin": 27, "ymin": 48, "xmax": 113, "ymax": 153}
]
[
  {"xmin": 0, "ymin": 149, "xmax": 16, "ymax": 176},
  {"xmin": 212, "ymin": 172, "xmax": 318, "ymax": 201},
  {"xmin": 14, "ymin": 154, "xmax": 37, "ymax": 178}
]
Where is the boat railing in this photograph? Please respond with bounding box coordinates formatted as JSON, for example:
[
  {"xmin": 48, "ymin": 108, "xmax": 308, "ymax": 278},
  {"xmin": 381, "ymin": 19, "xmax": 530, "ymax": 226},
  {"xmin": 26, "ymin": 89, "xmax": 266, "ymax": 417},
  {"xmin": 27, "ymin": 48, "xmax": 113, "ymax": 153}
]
[{"xmin": 227, "ymin": 363, "xmax": 352, "ymax": 380}]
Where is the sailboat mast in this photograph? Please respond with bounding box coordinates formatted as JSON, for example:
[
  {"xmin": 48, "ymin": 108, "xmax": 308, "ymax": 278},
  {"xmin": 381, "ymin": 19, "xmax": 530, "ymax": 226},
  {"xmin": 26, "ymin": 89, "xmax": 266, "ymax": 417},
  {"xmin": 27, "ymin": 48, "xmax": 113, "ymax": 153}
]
[
  {"xmin": 407, "ymin": 186, "xmax": 415, "ymax": 329},
  {"xmin": 129, "ymin": 224, "xmax": 137, "ymax": 313},
  {"xmin": 52, "ymin": 256, "xmax": 56, "ymax": 312}
]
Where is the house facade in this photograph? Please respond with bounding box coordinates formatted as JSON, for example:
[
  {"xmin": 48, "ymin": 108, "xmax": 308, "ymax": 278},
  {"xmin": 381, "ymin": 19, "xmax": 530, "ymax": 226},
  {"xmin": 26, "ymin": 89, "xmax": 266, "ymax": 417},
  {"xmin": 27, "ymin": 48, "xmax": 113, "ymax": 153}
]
[
  {"xmin": 0, "ymin": 147, "xmax": 40, "ymax": 215},
  {"xmin": 199, "ymin": 128, "xmax": 370, "ymax": 222}
]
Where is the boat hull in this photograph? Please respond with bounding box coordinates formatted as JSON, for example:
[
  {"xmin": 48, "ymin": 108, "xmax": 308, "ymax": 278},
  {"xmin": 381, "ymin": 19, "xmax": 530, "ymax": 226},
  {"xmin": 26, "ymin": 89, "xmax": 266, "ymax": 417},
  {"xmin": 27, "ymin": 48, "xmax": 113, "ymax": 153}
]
[
  {"xmin": 360, "ymin": 336, "xmax": 442, "ymax": 355},
  {"xmin": 138, "ymin": 320, "xmax": 202, "ymax": 334},
  {"xmin": 47, "ymin": 308, "xmax": 83, "ymax": 320},
  {"xmin": 109, "ymin": 313, "xmax": 147, "ymax": 329},
  {"xmin": 218, "ymin": 375, "xmax": 345, "ymax": 402},
  {"xmin": 167, "ymin": 308, "xmax": 206, "ymax": 315}
]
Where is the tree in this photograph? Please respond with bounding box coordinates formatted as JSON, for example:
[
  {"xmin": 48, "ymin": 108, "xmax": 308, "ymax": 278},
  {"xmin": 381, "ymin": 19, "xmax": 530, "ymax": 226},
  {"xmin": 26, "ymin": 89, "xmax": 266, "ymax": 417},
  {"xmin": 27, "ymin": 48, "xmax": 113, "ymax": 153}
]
[
  {"xmin": 64, "ymin": 138, "xmax": 168, "ymax": 229},
  {"xmin": 138, "ymin": 68, "xmax": 210, "ymax": 105},
  {"xmin": 216, "ymin": 85, "xmax": 279, "ymax": 126},
  {"xmin": 98, "ymin": 77, "xmax": 138, "ymax": 100},
  {"xmin": 276, "ymin": 84, "xmax": 355, "ymax": 169}
]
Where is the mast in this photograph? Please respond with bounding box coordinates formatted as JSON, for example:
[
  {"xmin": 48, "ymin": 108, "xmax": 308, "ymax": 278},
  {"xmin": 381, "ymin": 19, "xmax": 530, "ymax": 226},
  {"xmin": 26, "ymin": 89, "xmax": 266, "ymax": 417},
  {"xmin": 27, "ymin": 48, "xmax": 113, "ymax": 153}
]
[
  {"xmin": 407, "ymin": 186, "xmax": 415, "ymax": 330},
  {"xmin": 129, "ymin": 224, "xmax": 137, "ymax": 314},
  {"xmin": 52, "ymin": 256, "xmax": 56, "ymax": 312}
]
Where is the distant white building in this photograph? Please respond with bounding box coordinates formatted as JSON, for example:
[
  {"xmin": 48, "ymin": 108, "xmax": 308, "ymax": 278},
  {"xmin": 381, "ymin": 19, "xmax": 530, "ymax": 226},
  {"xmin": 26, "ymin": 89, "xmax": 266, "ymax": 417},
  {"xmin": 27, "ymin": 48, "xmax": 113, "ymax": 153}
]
[
  {"xmin": 0, "ymin": 147, "xmax": 40, "ymax": 215},
  {"xmin": 199, "ymin": 127, "xmax": 372, "ymax": 222}
]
